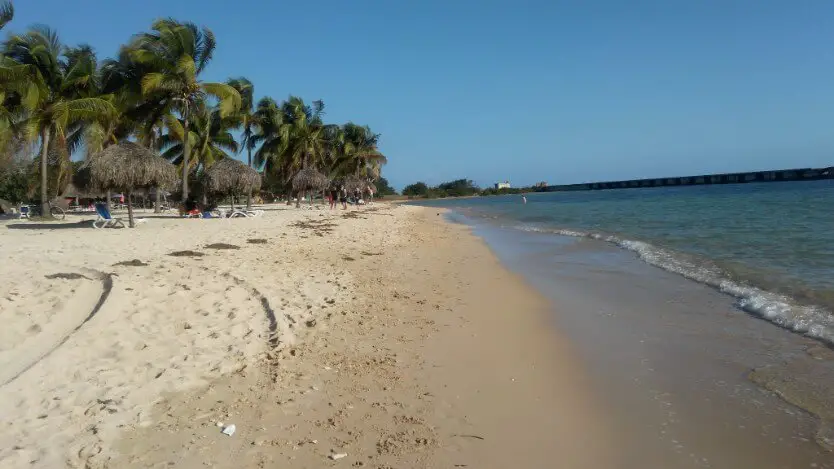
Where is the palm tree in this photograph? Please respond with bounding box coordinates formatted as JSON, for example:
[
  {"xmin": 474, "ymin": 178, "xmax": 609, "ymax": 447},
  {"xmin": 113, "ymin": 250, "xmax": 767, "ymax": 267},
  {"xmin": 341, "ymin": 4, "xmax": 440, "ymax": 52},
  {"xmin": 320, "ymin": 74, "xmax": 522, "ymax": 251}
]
[
  {"xmin": 252, "ymin": 97, "xmax": 282, "ymax": 168},
  {"xmin": 130, "ymin": 19, "xmax": 240, "ymax": 201},
  {"xmin": 159, "ymin": 107, "xmax": 238, "ymax": 171},
  {"xmin": 0, "ymin": 1, "xmax": 12, "ymax": 32},
  {"xmin": 0, "ymin": 60, "xmax": 28, "ymax": 161},
  {"xmin": 339, "ymin": 123, "xmax": 387, "ymax": 180},
  {"xmin": 1, "ymin": 1, "xmax": 26, "ymax": 165},
  {"xmin": 100, "ymin": 45, "xmax": 179, "ymax": 211},
  {"xmin": 2, "ymin": 27, "xmax": 114, "ymax": 216},
  {"xmin": 227, "ymin": 77, "xmax": 256, "ymax": 208},
  {"xmin": 277, "ymin": 98, "xmax": 331, "ymax": 206}
]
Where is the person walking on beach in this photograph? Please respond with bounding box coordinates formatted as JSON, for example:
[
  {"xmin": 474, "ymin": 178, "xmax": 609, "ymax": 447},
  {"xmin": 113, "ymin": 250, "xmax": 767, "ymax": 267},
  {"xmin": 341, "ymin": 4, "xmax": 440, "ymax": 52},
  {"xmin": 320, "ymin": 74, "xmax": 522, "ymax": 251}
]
[
  {"xmin": 366, "ymin": 184, "xmax": 375, "ymax": 204},
  {"xmin": 329, "ymin": 186, "xmax": 338, "ymax": 210},
  {"xmin": 340, "ymin": 186, "xmax": 348, "ymax": 210},
  {"xmin": 522, "ymin": 194, "xmax": 527, "ymax": 204}
]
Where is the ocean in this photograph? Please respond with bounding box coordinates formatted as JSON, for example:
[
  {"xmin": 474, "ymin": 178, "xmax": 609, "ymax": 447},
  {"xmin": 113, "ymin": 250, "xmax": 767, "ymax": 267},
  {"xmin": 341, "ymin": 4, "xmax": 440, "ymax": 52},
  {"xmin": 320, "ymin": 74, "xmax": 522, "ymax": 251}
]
[
  {"xmin": 419, "ymin": 180, "xmax": 834, "ymax": 345},
  {"xmin": 414, "ymin": 179, "xmax": 834, "ymax": 466}
]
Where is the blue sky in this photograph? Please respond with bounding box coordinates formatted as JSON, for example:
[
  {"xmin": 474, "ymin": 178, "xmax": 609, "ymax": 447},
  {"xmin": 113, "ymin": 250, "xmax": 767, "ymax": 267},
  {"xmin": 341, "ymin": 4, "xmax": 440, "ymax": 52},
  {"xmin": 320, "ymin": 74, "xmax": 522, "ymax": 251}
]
[{"xmin": 8, "ymin": 0, "xmax": 834, "ymax": 189}]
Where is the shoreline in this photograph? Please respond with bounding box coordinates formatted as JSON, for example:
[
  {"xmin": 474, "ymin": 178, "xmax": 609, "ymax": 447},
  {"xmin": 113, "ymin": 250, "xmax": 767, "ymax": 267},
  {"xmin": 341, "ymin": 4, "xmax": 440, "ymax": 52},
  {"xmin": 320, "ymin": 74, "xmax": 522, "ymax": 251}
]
[
  {"xmin": 444, "ymin": 207, "xmax": 834, "ymax": 467},
  {"xmin": 0, "ymin": 204, "xmax": 616, "ymax": 468}
]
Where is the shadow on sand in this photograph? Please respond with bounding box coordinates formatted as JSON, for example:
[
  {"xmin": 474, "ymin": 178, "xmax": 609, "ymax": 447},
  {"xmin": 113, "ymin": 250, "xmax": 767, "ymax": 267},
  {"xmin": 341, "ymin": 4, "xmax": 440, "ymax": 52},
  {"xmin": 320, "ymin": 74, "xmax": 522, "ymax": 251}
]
[{"xmin": 7, "ymin": 221, "xmax": 95, "ymax": 230}]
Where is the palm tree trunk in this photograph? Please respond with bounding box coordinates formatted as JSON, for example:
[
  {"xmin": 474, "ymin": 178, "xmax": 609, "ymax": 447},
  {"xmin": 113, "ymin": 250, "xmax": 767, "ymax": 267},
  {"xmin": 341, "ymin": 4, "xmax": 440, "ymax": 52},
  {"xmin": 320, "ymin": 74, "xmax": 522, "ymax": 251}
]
[
  {"xmin": 246, "ymin": 145, "xmax": 253, "ymax": 210},
  {"xmin": 181, "ymin": 105, "xmax": 191, "ymax": 202},
  {"xmin": 144, "ymin": 126, "xmax": 162, "ymax": 214},
  {"xmin": 127, "ymin": 192, "xmax": 135, "ymax": 228},
  {"xmin": 154, "ymin": 189, "xmax": 161, "ymax": 213},
  {"xmin": 40, "ymin": 127, "xmax": 50, "ymax": 218}
]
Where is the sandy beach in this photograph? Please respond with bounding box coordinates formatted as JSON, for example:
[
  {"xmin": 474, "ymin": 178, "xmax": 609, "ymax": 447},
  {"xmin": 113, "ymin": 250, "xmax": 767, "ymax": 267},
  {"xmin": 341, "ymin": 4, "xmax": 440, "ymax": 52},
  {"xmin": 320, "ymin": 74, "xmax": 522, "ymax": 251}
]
[{"xmin": 0, "ymin": 204, "xmax": 614, "ymax": 468}]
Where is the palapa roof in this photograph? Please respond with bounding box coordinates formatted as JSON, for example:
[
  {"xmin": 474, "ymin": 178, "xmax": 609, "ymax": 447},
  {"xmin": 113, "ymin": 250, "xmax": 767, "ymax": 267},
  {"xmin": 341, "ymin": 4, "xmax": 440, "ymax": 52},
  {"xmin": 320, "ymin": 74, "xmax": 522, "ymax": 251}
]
[
  {"xmin": 292, "ymin": 167, "xmax": 329, "ymax": 192},
  {"xmin": 202, "ymin": 158, "xmax": 262, "ymax": 196},
  {"xmin": 60, "ymin": 182, "xmax": 104, "ymax": 199},
  {"xmin": 75, "ymin": 142, "xmax": 177, "ymax": 192},
  {"xmin": 343, "ymin": 174, "xmax": 373, "ymax": 193}
]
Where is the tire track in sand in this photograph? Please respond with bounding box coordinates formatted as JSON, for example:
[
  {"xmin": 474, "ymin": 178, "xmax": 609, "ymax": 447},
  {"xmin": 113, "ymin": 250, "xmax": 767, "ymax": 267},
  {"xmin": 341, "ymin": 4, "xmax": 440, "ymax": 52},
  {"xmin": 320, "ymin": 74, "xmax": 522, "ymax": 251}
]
[{"xmin": 0, "ymin": 270, "xmax": 113, "ymax": 387}]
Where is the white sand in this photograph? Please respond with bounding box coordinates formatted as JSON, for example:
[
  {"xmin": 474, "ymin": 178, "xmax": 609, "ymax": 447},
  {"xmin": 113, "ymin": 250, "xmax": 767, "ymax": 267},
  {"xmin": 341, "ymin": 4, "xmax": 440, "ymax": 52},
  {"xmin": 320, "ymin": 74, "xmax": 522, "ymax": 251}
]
[
  {"xmin": 0, "ymin": 204, "xmax": 361, "ymax": 468},
  {"xmin": 1, "ymin": 203, "xmax": 616, "ymax": 468}
]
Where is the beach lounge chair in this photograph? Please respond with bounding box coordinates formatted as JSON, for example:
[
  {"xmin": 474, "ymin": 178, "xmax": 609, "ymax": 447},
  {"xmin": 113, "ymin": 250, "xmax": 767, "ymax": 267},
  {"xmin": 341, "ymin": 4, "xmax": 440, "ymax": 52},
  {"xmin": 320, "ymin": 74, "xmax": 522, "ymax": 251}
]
[
  {"xmin": 18, "ymin": 205, "xmax": 30, "ymax": 219},
  {"xmin": 240, "ymin": 209, "xmax": 264, "ymax": 217},
  {"xmin": 92, "ymin": 203, "xmax": 126, "ymax": 229},
  {"xmin": 228, "ymin": 209, "xmax": 264, "ymax": 218}
]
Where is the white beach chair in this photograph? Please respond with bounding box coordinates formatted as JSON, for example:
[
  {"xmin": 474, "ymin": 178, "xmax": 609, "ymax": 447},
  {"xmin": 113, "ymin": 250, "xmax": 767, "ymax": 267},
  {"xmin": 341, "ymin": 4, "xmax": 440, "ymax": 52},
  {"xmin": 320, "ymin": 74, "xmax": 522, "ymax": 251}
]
[{"xmin": 227, "ymin": 208, "xmax": 263, "ymax": 218}]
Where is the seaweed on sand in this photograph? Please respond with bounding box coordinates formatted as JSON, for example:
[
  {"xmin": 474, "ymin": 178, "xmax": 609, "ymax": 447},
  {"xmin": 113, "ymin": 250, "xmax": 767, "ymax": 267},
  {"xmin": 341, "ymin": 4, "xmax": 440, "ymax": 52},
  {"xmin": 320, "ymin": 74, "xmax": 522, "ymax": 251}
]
[
  {"xmin": 113, "ymin": 259, "xmax": 149, "ymax": 267},
  {"xmin": 168, "ymin": 250, "xmax": 205, "ymax": 257},
  {"xmin": 45, "ymin": 273, "xmax": 90, "ymax": 280},
  {"xmin": 205, "ymin": 243, "xmax": 240, "ymax": 250}
]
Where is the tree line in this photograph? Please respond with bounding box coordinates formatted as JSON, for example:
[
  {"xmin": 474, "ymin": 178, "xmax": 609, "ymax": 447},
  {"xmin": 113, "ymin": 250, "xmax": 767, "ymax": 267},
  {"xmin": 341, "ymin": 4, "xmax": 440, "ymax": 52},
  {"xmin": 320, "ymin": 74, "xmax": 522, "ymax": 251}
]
[
  {"xmin": 402, "ymin": 178, "xmax": 537, "ymax": 199},
  {"xmin": 0, "ymin": 1, "xmax": 387, "ymax": 213}
]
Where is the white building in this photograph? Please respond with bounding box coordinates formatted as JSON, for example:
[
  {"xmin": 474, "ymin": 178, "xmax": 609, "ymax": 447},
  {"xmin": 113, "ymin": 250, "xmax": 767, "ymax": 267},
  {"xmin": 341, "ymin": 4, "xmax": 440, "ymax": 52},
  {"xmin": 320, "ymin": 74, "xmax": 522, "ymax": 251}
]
[{"xmin": 495, "ymin": 181, "xmax": 511, "ymax": 190}]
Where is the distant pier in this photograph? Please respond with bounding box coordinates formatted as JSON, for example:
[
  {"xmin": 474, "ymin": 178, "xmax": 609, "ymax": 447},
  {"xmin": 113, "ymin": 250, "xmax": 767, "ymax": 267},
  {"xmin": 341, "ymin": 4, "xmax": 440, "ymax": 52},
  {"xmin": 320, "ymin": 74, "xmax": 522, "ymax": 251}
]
[{"xmin": 540, "ymin": 167, "xmax": 833, "ymax": 192}]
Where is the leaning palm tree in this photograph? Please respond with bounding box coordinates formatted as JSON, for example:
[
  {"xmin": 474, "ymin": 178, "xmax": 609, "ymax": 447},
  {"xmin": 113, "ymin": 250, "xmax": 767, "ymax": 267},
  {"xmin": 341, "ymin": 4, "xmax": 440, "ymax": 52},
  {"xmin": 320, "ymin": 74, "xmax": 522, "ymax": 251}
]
[
  {"xmin": 227, "ymin": 77, "xmax": 257, "ymax": 208},
  {"xmin": 2, "ymin": 27, "xmax": 114, "ymax": 217},
  {"xmin": 130, "ymin": 18, "xmax": 240, "ymax": 201}
]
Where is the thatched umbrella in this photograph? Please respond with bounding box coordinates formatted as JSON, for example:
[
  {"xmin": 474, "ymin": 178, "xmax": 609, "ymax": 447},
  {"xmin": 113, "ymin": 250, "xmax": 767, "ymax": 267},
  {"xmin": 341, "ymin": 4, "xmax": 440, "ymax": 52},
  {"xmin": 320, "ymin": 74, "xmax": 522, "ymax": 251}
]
[
  {"xmin": 201, "ymin": 158, "xmax": 262, "ymax": 210},
  {"xmin": 343, "ymin": 174, "xmax": 369, "ymax": 193},
  {"xmin": 344, "ymin": 174, "xmax": 376, "ymax": 202},
  {"xmin": 292, "ymin": 168, "xmax": 328, "ymax": 208},
  {"xmin": 75, "ymin": 142, "xmax": 177, "ymax": 227}
]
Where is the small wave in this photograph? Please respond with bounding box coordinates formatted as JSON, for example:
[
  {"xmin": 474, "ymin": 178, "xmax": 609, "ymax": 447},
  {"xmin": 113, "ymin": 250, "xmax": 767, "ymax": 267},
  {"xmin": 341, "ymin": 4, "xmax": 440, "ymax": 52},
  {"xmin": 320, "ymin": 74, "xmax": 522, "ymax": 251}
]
[{"xmin": 514, "ymin": 225, "xmax": 834, "ymax": 345}]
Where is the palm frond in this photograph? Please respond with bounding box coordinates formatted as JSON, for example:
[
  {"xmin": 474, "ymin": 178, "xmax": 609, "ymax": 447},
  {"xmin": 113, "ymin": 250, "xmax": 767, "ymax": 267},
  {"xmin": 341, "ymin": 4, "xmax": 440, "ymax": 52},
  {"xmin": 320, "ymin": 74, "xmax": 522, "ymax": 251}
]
[
  {"xmin": 163, "ymin": 113, "xmax": 185, "ymax": 141},
  {"xmin": 202, "ymin": 82, "xmax": 240, "ymax": 117},
  {"xmin": 0, "ymin": 1, "xmax": 13, "ymax": 31},
  {"xmin": 196, "ymin": 27, "xmax": 216, "ymax": 74},
  {"xmin": 176, "ymin": 54, "xmax": 196, "ymax": 81}
]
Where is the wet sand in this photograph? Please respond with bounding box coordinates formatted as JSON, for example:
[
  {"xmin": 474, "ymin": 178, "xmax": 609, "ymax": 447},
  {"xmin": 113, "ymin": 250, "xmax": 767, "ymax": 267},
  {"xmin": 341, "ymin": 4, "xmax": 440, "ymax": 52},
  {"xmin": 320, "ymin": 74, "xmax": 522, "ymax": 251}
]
[
  {"xmin": 472, "ymin": 219, "xmax": 834, "ymax": 468},
  {"xmin": 0, "ymin": 204, "xmax": 616, "ymax": 468}
]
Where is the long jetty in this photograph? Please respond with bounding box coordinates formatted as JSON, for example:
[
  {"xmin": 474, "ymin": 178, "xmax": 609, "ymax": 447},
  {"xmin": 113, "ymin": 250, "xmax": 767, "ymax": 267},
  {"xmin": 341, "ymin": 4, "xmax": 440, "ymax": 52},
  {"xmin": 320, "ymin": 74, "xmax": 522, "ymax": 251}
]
[{"xmin": 541, "ymin": 166, "xmax": 833, "ymax": 192}]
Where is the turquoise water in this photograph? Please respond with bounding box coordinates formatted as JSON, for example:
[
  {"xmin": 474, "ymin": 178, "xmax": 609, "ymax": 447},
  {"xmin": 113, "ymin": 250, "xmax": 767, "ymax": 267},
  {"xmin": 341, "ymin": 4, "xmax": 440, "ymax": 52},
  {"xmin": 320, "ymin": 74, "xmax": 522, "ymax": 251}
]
[{"xmin": 416, "ymin": 180, "xmax": 834, "ymax": 344}]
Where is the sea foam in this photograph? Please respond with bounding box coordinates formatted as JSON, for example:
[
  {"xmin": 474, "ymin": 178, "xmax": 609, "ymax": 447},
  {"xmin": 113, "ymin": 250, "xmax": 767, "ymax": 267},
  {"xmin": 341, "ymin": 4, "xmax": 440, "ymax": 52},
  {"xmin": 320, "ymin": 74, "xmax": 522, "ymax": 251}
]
[{"xmin": 514, "ymin": 225, "xmax": 834, "ymax": 345}]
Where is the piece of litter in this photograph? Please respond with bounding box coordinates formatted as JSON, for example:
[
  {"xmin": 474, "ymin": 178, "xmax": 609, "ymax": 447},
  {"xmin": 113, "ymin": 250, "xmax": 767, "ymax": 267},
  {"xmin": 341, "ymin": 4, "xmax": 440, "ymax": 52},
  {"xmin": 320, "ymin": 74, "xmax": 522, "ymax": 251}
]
[
  {"xmin": 311, "ymin": 439, "xmax": 318, "ymax": 444},
  {"xmin": 221, "ymin": 424, "xmax": 236, "ymax": 436},
  {"xmin": 216, "ymin": 421, "xmax": 224, "ymax": 427},
  {"xmin": 330, "ymin": 453, "xmax": 348, "ymax": 460}
]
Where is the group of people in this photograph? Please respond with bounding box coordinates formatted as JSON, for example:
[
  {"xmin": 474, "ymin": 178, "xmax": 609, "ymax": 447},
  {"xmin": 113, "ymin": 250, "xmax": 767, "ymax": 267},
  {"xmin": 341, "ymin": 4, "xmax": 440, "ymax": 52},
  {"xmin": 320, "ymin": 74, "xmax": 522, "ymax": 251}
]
[{"xmin": 327, "ymin": 185, "xmax": 374, "ymax": 210}]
